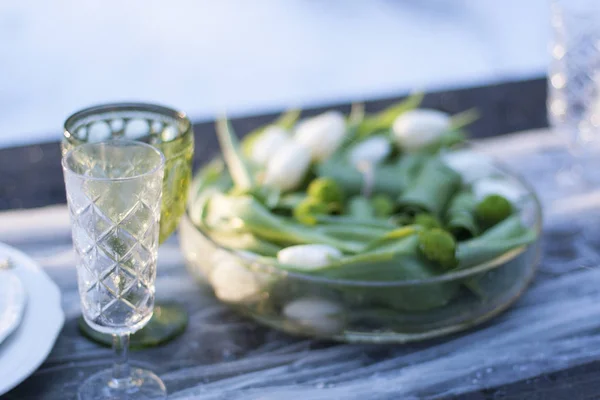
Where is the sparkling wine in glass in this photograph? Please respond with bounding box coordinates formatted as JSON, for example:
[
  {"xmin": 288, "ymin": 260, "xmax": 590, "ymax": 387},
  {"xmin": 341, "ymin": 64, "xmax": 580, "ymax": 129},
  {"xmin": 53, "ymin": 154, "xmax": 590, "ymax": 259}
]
[{"xmin": 63, "ymin": 141, "xmax": 166, "ymax": 400}]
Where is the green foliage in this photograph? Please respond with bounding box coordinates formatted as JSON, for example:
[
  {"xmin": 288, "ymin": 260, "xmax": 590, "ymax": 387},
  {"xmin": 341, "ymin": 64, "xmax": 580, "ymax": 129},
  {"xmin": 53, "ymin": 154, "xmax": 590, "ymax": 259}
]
[
  {"xmin": 413, "ymin": 213, "xmax": 442, "ymax": 229},
  {"xmin": 215, "ymin": 117, "xmax": 255, "ymax": 191},
  {"xmin": 449, "ymin": 108, "xmax": 480, "ymax": 130},
  {"xmin": 293, "ymin": 197, "xmax": 329, "ymax": 225},
  {"xmin": 445, "ymin": 191, "xmax": 479, "ymax": 239},
  {"xmin": 355, "ymin": 92, "xmax": 424, "ymax": 138},
  {"xmin": 204, "ymin": 194, "xmax": 363, "ymax": 253},
  {"xmin": 190, "ymin": 103, "xmax": 536, "ymax": 316},
  {"xmin": 371, "ymin": 194, "xmax": 395, "ymax": 217},
  {"xmin": 398, "ymin": 158, "xmax": 462, "ymax": 218},
  {"xmin": 347, "ymin": 196, "xmax": 375, "ymax": 219}
]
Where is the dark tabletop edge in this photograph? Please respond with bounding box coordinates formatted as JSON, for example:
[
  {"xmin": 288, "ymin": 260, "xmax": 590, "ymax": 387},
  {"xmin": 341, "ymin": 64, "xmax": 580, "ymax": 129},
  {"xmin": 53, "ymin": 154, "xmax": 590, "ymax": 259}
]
[{"xmin": 0, "ymin": 77, "xmax": 549, "ymax": 211}]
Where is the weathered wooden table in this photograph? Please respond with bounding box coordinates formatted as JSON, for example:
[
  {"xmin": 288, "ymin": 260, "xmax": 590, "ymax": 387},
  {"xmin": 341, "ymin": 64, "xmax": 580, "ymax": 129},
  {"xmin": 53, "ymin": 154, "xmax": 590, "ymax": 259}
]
[{"xmin": 5, "ymin": 78, "xmax": 600, "ymax": 399}]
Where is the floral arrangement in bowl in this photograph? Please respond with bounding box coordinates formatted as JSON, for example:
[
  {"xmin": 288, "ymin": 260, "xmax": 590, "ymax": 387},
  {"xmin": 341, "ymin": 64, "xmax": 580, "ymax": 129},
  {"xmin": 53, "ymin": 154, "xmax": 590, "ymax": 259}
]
[{"xmin": 180, "ymin": 95, "xmax": 541, "ymax": 343}]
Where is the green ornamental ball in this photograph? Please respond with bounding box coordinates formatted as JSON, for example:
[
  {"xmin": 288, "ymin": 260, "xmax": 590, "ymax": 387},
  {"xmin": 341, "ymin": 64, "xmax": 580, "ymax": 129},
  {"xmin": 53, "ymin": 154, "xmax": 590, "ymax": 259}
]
[
  {"xmin": 476, "ymin": 194, "xmax": 512, "ymax": 227},
  {"xmin": 418, "ymin": 228, "xmax": 458, "ymax": 269},
  {"xmin": 307, "ymin": 177, "xmax": 344, "ymax": 206},
  {"xmin": 293, "ymin": 197, "xmax": 329, "ymax": 225}
]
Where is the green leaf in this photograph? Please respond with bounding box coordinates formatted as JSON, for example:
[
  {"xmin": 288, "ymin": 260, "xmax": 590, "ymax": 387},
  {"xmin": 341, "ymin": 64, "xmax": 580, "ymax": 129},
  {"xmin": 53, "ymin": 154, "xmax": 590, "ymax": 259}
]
[
  {"xmin": 316, "ymin": 153, "xmax": 427, "ymax": 197},
  {"xmin": 371, "ymin": 194, "xmax": 395, "ymax": 217},
  {"xmin": 456, "ymin": 215, "xmax": 536, "ymax": 269},
  {"xmin": 281, "ymin": 233, "xmax": 420, "ymax": 279},
  {"xmin": 414, "ymin": 213, "xmax": 442, "ymax": 229},
  {"xmin": 450, "ymin": 108, "xmax": 480, "ymax": 130},
  {"xmin": 348, "ymin": 196, "xmax": 375, "ymax": 219},
  {"xmin": 189, "ymin": 158, "xmax": 229, "ymax": 200},
  {"xmin": 398, "ymin": 158, "xmax": 462, "ymax": 218},
  {"xmin": 315, "ymin": 224, "xmax": 392, "ymax": 242},
  {"xmin": 188, "ymin": 164, "xmax": 233, "ymax": 226},
  {"xmin": 315, "ymin": 215, "xmax": 397, "ymax": 230},
  {"xmin": 445, "ymin": 190, "xmax": 479, "ymax": 239},
  {"xmin": 275, "ymin": 192, "xmax": 306, "ymax": 210},
  {"xmin": 335, "ymin": 104, "xmax": 366, "ymax": 153},
  {"xmin": 456, "ymin": 215, "xmax": 537, "ymax": 300},
  {"xmin": 293, "ymin": 197, "xmax": 329, "ymax": 225},
  {"xmin": 216, "ymin": 117, "xmax": 255, "ymax": 191},
  {"xmin": 363, "ymin": 226, "xmax": 419, "ymax": 252},
  {"xmin": 349, "ymin": 102, "xmax": 365, "ymax": 125},
  {"xmin": 205, "ymin": 194, "xmax": 364, "ymax": 253},
  {"xmin": 281, "ymin": 232, "xmax": 460, "ymax": 311},
  {"xmin": 206, "ymin": 230, "xmax": 281, "ymax": 256},
  {"xmin": 274, "ymin": 108, "xmax": 302, "ymax": 130},
  {"xmin": 414, "ymin": 129, "xmax": 467, "ymax": 155},
  {"xmin": 356, "ymin": 92, "xmax": 424, "ymax": 138}
]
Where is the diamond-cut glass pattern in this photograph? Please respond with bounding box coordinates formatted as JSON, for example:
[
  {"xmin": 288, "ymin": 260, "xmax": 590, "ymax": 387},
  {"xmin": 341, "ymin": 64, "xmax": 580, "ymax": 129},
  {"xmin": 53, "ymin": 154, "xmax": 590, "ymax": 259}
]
[
  {"xmin": 62, "ymin": 109, "xmax": 194, "ymax": 246},
  {"xmin": 64, "ymin": 142, "xmax": 163, "ymax": 335}
]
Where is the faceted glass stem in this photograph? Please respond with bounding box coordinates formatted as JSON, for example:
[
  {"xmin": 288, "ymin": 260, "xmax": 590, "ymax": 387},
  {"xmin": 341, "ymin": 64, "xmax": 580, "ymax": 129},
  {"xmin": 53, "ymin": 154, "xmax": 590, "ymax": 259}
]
[{"xmin": 110, "ymin": 334, "xmax": 131, "ymax": 390}]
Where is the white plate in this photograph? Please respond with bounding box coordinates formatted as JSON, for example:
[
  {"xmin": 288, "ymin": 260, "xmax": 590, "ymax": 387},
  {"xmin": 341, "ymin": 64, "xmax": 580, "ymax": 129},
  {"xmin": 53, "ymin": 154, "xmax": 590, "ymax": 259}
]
[
  {"xmin": 0, "ymin": 242, "xmax": 64, "ymax": 396},
  {"xmin": 0, "ymin": 268, "xmax": 27, "ymax": 345}
]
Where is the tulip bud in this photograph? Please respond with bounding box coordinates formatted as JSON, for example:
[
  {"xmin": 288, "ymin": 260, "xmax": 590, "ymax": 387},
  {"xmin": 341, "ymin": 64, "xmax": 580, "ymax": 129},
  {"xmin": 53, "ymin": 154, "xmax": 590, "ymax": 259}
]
[
  {"xmin": 283, "ymin": 297, "xmax": 345, "ymax": 335},
  {"xmin": 209, "ymin": 250, "xmax": 263, "ymax": 303},
  {"xmin": 348, "ymin": 135, "xmax": 392, "ymax": 168},
  {"xmin": 249, "ymin": 125, "xmax": 291, "ymax": 166},
  {"xmin": 263, "ymin": 141, "xmax": 311, "ymax": 191},
  {"xmin": 392, "ymin": 109, "xmax": 451, "ymax": 151},
  {"xmin": 277, "ymin": 244, "xmax": 342, "ymax": 270},
  {"xmin": 295, "ymin": 111, "xmax": 346, "ymax": 161}
]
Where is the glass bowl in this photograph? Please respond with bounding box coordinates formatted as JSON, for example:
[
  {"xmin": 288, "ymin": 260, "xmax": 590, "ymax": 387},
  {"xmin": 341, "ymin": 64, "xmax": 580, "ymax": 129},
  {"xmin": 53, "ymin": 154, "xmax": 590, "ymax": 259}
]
[{"xmin": 180, "ymin": 160, "xmax": 542, "ymax": 343}]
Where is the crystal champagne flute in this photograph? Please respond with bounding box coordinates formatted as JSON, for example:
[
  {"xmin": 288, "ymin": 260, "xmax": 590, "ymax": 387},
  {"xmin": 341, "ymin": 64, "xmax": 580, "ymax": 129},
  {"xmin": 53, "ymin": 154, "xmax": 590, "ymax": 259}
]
[{"xmin": 63, "ymin": 141, "xmax": 166, "ymax": 399}]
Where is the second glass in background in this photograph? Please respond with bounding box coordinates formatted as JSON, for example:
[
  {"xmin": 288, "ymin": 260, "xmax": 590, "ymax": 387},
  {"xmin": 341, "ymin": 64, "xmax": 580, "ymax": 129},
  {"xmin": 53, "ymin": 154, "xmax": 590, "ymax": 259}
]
[{"xmin": 548, "ymin": 0, "xmax": 600, "ymax": 187}]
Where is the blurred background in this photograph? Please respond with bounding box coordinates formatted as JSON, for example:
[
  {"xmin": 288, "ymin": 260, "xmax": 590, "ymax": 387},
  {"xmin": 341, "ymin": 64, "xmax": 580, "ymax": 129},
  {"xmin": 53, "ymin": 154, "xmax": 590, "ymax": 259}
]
[{"xmin": 0, "ymin": 0, "xmax": 549, "ymax": 148}]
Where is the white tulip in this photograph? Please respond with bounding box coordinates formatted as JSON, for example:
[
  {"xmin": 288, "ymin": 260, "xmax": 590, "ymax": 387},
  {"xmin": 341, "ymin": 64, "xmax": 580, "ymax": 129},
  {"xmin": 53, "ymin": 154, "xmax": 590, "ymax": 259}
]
[
  {"xmin": 249, "ymin": 125, "xmax": 291, "ymax": 166},
  {"xmin": 263, "ymin": 141, "xmax": 312, "ymax": 191},
  {"xmin": 294, "ymin": 111, "xmax": 346, "ymax": 161},
  {"xmin": 441, "ymin": 149, "xmax": 496, "ymax": 183},
  {"xmin": 392, "ymin": 109, "xmax": 451, "ymax": 151},
  {"xmin": 277, "ymin": 244, "xmax": 342, "ymax": 270},
  {"xmin": 348, "ymin": 135, "xmax": 392, "ymax": 168},
  {"xmin": 472, "ymin": 178, "xmax": 526, "ymax": 203},
  {"xmin": 209, "ymin": 250, "xmax": 263, "ymax": 303},
  {"xmin": 283, "ymin": 297, "xmax": 344, "ymax": 335}
]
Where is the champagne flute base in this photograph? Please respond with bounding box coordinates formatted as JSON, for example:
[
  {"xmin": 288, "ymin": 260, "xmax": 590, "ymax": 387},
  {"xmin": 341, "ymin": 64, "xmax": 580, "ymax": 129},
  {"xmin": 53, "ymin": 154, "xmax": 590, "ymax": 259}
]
[
  {"xmin": 78, "ymin": 367, "xmax": 166, "ymax": 400},
  {"xmin": 78, "ymin": 303, "xmax": 188, "ymax": 348}
]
